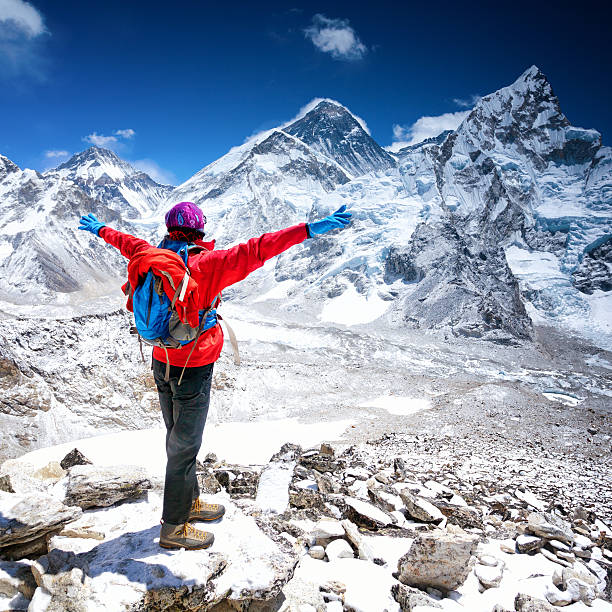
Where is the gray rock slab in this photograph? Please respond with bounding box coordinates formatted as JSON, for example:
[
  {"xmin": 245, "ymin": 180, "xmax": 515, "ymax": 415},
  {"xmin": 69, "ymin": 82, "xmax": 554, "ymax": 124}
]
[
  {"xmin": 0, "ymin": 491, "xmax": 81, "ymax": 559},
  {"xmin": 400, "ymin": 491, "xmax": 444, "ymax": 524},
  {"xmin": 60, "ymin": 465, "xmax": 151, "ymax": 510},
  {"xmin": 397, "ymin": 532, "xmax": 478, "ymax": 591},
  {"xmin": 526, "ymin": 512, "xmax": 574, "ymax": 544},
  {"xmin": 514, "ymin": 592, "xmax": 557, "ymax": 611},
  {"xmin": 392, "ymin": 583, "xmax": 442, "ymax": 610}
]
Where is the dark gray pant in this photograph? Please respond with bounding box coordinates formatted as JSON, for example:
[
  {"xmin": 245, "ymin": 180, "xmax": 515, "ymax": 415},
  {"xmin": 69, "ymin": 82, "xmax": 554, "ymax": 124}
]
[{"xmin": 152, "ymin": 358, "xmax": 214, "ymax": 525}]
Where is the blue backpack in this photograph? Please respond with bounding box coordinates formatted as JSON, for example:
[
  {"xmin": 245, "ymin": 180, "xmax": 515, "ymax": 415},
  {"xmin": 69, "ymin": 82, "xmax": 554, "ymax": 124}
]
[{"xmin": 130, "ymin": 238, "xmax": 219, "ymax": 382}]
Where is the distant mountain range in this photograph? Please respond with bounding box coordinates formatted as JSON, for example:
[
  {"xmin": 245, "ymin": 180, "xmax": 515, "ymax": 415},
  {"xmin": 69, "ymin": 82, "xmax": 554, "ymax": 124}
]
[{"xmin": 0, "ymin": 66, "xmax": 610, "ymax": 347}]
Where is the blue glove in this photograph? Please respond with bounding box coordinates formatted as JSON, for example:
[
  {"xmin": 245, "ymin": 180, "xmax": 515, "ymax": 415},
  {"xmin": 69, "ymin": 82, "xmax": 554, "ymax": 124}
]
[
  {"xmin": 308, "ymin": 205, "xmax": 352, "ymax": 236},
  {"xmin": 78, "ymin": 213, "xmax": 106, "ymax": 237}
]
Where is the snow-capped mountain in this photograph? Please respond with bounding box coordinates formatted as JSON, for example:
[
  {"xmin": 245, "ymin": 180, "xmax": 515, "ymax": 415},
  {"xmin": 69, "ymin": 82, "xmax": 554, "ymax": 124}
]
[
  {"xmin": 45, "ymin": 146, "xmax": 173, "ymax": 219},
  {"xmin": 283, "ymin": 100, "xmax": 396, "ymax": 177},
  {"xmin": 1, "ymin": 67, "xmax": 610, "ymax": 346}
]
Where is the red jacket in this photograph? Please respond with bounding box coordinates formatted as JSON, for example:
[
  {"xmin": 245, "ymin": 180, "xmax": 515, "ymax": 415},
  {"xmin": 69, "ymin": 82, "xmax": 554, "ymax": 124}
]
[{"xmin": 99, "ymin": 224, "xmax": 309, "ymax": 367}]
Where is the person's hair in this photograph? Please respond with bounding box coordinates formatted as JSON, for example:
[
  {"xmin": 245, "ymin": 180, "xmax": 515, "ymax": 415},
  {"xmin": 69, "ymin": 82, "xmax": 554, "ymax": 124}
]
[{"xmin": 167, "ymin": 227, "xmax": 204, "ymax": 243}]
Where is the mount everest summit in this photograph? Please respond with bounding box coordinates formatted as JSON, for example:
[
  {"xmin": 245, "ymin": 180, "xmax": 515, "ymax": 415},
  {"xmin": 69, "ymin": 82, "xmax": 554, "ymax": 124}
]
[{"xmin": 0, "ymin": 66, "xmax": 610, "ymax": 346}]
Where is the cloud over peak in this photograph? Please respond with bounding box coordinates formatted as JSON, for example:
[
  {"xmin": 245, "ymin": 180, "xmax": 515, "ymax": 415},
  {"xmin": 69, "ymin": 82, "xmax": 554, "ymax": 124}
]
[
  {"xmin": 82, "ymin": 128, "xmax": 136, "ymax": 149},
  {"xmin": 388, "ymin": 110, "xmax": 469, "ymax": 151},
  {"xmin": 304, "ymin": 14, "xmax": 367, "ymax": 61}
]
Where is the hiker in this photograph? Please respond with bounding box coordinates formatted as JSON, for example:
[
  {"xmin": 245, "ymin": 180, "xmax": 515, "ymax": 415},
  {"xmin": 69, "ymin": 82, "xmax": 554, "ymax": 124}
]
[{"xmin": 78, "ymin": 202, "xmax": 352, "ymax": 550}]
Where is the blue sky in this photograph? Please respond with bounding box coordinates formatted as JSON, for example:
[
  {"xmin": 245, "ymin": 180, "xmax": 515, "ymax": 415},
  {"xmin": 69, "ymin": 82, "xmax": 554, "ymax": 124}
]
[{"xmin": 1, "ymin": 0, "xmax": 610, "ymax": 185}]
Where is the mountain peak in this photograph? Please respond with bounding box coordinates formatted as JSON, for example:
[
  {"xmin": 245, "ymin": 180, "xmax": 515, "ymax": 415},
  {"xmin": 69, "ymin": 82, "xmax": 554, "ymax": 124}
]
[{"xmin": 284, "ymin": 99, "xmax": 394, "ymax": 176}]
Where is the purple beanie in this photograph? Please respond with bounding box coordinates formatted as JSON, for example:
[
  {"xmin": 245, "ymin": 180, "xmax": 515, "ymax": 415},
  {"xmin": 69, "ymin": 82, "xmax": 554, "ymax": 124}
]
[{"xmin": 165, "ymin": 202, "xmax": 206, "ymax": 231}]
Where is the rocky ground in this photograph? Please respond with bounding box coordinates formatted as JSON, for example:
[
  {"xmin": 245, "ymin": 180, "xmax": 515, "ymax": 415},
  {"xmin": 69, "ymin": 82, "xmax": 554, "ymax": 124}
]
[{"xmin": 0, "ymin": 437, "xmax": 611, "ymax": 611}]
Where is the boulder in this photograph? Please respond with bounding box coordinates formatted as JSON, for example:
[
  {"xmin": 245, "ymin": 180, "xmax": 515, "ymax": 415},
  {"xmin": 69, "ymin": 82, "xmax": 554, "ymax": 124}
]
[
  {"xmin": 59, "ymin": 449, "xmax": 92, "ymax": 470},
  {"xmin": 526, "ymin": 512, "xmax": 574, "ymax": 544},
  {"xmin": 311, "ymin": 519, "xmax": 345, "ymax": 546},
  {"xmin": 397, "ymin": 532, "xmax": 478, "ymax": 591},
  {"xmin": 392, "ymin": 583, "xmax": 442, "ymax": 610},
  {"xmin": 343, "ymin": 497, "xmax": 395, "ymax": 530},
  {"xmin": 516, "ymin": 534, "xmax": 543, "ymax": 553},
  {"xmin": 0, "ymin": 474, "xmax": 14, "ymax": 493},
  {"xmin": 434, "ymin": 501, "xmax": 482, "ymax": 529},
  {"xmin": 341, "ymin": 519, "xmax": 376, "ymax": 562},
  {"xmin": 400, "ymin": 491, "xmax": 444, "ymax": 524},
  {"xmin": 61, "ymin": 465, "xmax": 151, "ymax": 509},
  {"xmin": 308, "ymin": 545, "xmax": 325, "ymax": 560},
  {"xmin": 213, "ymin": 465, "xmax": 260, "ymax": 498},
  {"xmin": 0, "ymin": 491, "xmax": 81, "ymax": 561},
  {"xmin": 0, "ymin": 559, "xmax": 36, "ymax": 600},
  {"xmin": 514, "ymin": 593, "xmax": 557, "ymax": 611},
  {"xmin": 474, "ymin": 560, "xmax": 504, "ymax": 589},
  {"xmin": 325, "ymin": 539, "xmax": 354, "ymax": 561}
]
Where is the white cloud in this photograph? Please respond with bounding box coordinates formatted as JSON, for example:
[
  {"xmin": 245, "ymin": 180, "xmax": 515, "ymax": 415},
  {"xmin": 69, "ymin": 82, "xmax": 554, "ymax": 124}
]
[
  {"xmin": 83, "ymin": 132, "xmax": 118, "ymax": 147},
  {"xmin": 0, "ymin": 0, "xmax": 47, "ymax": 80},
  {"xmin": 453, "ymin": 94, "xmax": 481, "ymax": 109},
  {"xmin": 131, "ymin": 159, "xmax": 176, "ymax": 185},
  {"xmin": 44, "ymin": 149, "xmax": 70, "ymax": 158},
  {"xmin": 304, "ymin": 14, "xmax": 366, "ymax": 60},
  {"xmin": 387, "ymin": 111, "xmax": 469, "ymax": 152},
  {"xmin": 83, "ymin": 128, "xmax": 136, "ymax": 149},
  {"xmin": 114, "ymin": 128, "xmax": 135, "ymax": 139},
  {"xmin": 0, "ymin": 0, "xmax": 45, "ymax": 37}
]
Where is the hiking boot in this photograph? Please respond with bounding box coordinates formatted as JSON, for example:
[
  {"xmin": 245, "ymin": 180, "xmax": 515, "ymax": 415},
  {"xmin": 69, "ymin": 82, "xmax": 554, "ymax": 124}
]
[
  {"xmin": 159, "ymin": 521, "xmax": 214, "ymax": 550},
  {"xmin": 189, "ymin": 498, "xmax": 225, "ymax": 522}
]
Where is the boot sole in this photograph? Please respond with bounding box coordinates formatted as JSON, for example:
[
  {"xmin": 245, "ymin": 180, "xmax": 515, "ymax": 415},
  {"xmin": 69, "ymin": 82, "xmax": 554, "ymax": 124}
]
[{"xmin": 159, "ymin": 541, "xmax": 213, "ymax": 550}]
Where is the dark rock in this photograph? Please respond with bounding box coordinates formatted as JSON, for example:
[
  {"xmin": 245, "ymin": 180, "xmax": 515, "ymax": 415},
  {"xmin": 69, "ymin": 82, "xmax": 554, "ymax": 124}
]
[
  {"xmin": 0, "ymin": 474, "xmax": 14, "ymax": 493},
  {"xmin": 59, "ymin": 448, "xmax": 92, "ymax": 470},
  {"xmin": 213, "ymin": 465, "xmax": 260, "ymax": 498}
]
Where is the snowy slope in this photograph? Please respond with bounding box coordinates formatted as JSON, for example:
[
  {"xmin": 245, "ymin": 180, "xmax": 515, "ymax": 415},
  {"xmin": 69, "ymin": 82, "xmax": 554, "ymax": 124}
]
[
  {"xmin": 46, "ymin": 146, "xmax": 173, "ymax": 218},
  {"xmin": 0, "ymin": 68, "xmax": 610, "ymax": 346}
]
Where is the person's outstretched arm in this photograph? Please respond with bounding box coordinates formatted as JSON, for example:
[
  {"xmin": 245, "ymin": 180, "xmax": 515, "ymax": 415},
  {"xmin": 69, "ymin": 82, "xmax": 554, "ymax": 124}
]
[
  {"xmin": 193, "ymin": 206, "xmax": 352, "ymax": 297},
  {"xmin": 78, "ymin": 213, "xmax": 152, "ymax": 259}
]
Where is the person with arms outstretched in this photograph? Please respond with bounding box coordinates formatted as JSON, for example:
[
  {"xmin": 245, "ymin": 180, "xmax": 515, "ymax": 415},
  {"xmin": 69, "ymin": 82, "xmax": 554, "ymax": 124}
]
[{"xmin": 78, "ymin": 201, "xmax": 352, "ymax": 550}]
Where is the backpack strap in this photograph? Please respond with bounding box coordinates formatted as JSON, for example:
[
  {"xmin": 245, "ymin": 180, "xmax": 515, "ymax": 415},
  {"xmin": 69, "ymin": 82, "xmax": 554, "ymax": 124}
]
[
  {"xmin": 177, "ymin": 293, "xmax": 221, "ymax": 386},
  {"xmin": 217, "ymin": 314, "xmax": 241, "ymax": 366}
]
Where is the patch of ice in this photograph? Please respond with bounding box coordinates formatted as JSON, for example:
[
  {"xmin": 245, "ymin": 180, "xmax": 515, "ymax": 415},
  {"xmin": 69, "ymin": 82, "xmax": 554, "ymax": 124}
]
[
  {"xmin": 542, "ymin": 392, "xmax": 584, "ymax": 407},
  {"xmin": 320, "ymin": 285, "xmax": 390, "ymax": 326},
  {"xmin": 358, "ymin": 395, "xmax": 431, "ymax": 416}
]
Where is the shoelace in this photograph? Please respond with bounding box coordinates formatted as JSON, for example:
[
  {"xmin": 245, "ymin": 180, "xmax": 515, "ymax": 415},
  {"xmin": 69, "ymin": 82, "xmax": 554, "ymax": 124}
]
[
  {"xmin": 181, "ymin": 522, "xmax": 206, "ymax": 540},
  {"xmin": 192, "ymin": 499, "xmax": 218, "ymax": 512}
]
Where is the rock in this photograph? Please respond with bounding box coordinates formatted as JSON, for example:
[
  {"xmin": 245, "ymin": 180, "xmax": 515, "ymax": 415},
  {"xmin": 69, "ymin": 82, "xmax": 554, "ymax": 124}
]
[
  {"xmin": 548, "ymin": 539, "xmax": 570, "ymax": 552},
  {"xmin": 320, "ymin": 443, "xmax": 334, "ymax": 457},
  {"xmin": 397, "ymin": 532, "xmax": 478, "ymax": 591},
  {"xmin": 0, "ymin": 560, "xmax": 36, "ymax": 599},
  {"xmin": 477, "ymin": 554, "xmax": 498, "ymax": 567},
  {"xmin": 270, "ymin": 443, "xmax": 302, "ymax": 463},
  {"xmin": 0, "ymin": 491, "xmax": 81, "ymax": 560},
  {"xmin": 392, "ymin": 583, "xmax": 442, "ymax": 610},
  {"xmin": 313, "ymin": 471, "xmax": 341, "ymax": 495},
  {"xmin": 400, "ymin": 491, "xmax": 444, "ymax": 524},
  {"xmin": 341, "ymin": 519, "xmax": 376, "ymax": 562},
  {"xmin": 32, "ymin": 461, "xmax": 66, "ymax": 482},
  {"xmin": 516, "ymin": 534, "xmax": 543, "ymax": 553},
  {"xmin": 197, "ymin": 472, "xmax": 222, "ymax": 494},
  {"xmin": 0, "ymin": 474, "xmax": 14, "ymax": 493},
  {"xmin": 500, "ymin": 539, "xmax": 516, "ymax": 554},
  {"xmin": 474, "ymin": 561, "xmax": 504, "ymax": 589},
  {"xmin": 515, "ymin": 488, "xmax": 546, "ymax": 511},
  {"xmin": 344, "ymin": 467, "xmax": 371, "ymax": 481},
  {"xmin": 343, "ymin": 497, "xmax": 395, "ymax": 530},
  {"xmin": 540, "ymin": 548, "xmax": 572, "ymax": 567},
  {"xmin": 61, "ymin": 465, "xmax": 151, "ymax": 510},
  {"xmin": 311, "ymin": 519, "xmax": 345, "ymax": 546},
  {"xmin": 32, "ymin": 497, "xmax": 299, "ymax": 611},
  {"xmin": 526, "ymin": 512, "xmax": 574, "ymax": 544},
  {"xmin": 213, "ymin": 465, "xmax": 260, "ymax": 498},
  {"xmin": 59, "ymin": 449, "xmax": 92, "ymax": 470},
  {"xmin": 555, "ymin": 550, "xmax": 576, "ymax": 563},
  {"xmin": 289, "ymin": 487, "xmax": 323, "ymax": 509},
  {"xmin": 561, "ymin": 564, "xmax": 600, "ymax": 605},
  {"xmin": 308, "ymin": 545, "xmax": 325, "ymax": 560},
  {"xmin": 514, "ymin": 593, "xmax": 557, "ymax": 611},
  {"xmin": 325, "ymin": 539, "xmax": 354, "ymax": 560},
  {"xmin": 434, "ymin": 501, "xmax": 482, "ymax": 529},
  {"xmin": 368, "ymin": 486, "xmax": 403, "ymax": 513},
  {"xmin": 424, "ymin": 481, "xmax": 452, "ymax": 497},
  {"xmin": 300, "ymin": 450, "xmax": 339, "ymax": 473},
  {"xmin": 545, "ymin": 583, "xmax": 574, "ymax": 606}
]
